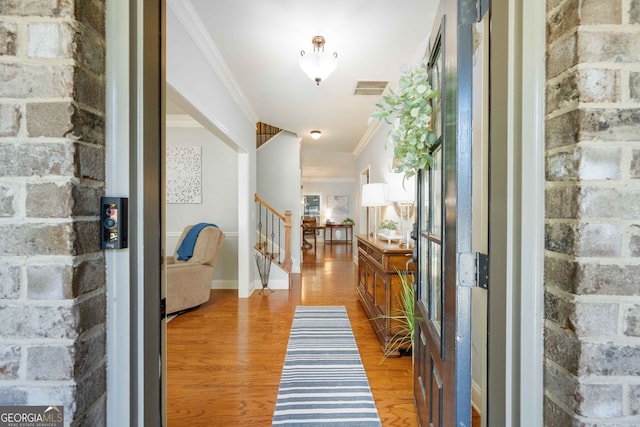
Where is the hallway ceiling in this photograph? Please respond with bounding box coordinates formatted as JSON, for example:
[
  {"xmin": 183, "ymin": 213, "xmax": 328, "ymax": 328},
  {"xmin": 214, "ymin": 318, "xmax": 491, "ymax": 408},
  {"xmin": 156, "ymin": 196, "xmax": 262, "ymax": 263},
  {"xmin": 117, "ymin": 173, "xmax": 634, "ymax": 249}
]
[{"xmin": 171, "ymin": 0, "xmax": 438, "ymax": 178}]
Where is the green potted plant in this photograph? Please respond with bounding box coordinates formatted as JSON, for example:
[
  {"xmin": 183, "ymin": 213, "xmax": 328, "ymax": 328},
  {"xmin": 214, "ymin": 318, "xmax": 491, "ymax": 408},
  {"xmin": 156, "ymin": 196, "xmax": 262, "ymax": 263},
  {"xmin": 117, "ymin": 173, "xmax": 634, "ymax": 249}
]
[
  {"xmin": 381, "ymin": 269, "xmax": 415, "ymax": 357},
  {"xmin": 342, "ymin": 218, "xmax": 355, "ymax": 225},
  {"xmin": 378, "ymin": 219, "xmax": 398, "ymax": 237},
  {"xmin": 369, "ymin": 57, "xmax": 438, "ymax": 179}
]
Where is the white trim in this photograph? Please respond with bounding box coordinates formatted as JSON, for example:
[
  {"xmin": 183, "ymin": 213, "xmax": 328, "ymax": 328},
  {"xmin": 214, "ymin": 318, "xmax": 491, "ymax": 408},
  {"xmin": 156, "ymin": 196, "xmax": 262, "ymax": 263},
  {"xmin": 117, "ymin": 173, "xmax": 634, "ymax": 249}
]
[
  {"xmin": 472, "ymin": 379, "xmax": 482, "ymax": 415},
  {"xmin": 211, "ymin": 280, "xmax": 238, "ymax": 290},
  {"xmin": 265, "ymin": 279, "xmax": 289, "ymax": 290},
  {"xmin": 165, "ymin": 75, "xmax": 244, "ymax": 152},
  {"xmin": 302, "ymin": 177, "xmax": 356, "ymax": 183},
  {"xmin": 249, "ymin": 279, "xmax": 289, "ymax": 294},
  {"xmin": 105, "ymin": 0, "xmax": 131, "ymax": 425},
  {"xmin": 166, "ymin": 0, "xmax": 259, "ymax": 126},
  {"xmin": 519, "ymin": 0, "xmax": 545, "ymax": 425},
  {"xmin": 353, "ymin": 119, "xmax": 384, "ymax": 158},
  {"xmin": 166, "ymin": 114, "xmax": 203, "ymax": 128},
  {"xmin": 237, "ymin": 153, "xmax": 251, "ymax": 298}
]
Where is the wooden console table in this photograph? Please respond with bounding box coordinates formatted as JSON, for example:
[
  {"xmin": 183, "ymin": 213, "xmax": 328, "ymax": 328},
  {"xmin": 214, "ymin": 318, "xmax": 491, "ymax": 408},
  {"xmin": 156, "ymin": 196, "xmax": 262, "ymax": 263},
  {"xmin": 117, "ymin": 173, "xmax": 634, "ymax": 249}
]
[
  {"xmin": 323, "ymin": 223, "xmax": 353, "ymax": 243},
  {"xmin": 356, "ymin": 235, "xmax": 413, "ymax": 356}
]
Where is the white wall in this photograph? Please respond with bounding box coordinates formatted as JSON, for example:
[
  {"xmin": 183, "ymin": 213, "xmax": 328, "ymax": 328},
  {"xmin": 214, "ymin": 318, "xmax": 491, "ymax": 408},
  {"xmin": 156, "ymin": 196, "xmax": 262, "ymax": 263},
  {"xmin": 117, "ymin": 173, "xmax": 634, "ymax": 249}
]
[
  {"xmin": 166, "ymin": 124, "xmax": 239, "ymax": 286},
  {"xmin": 256, "ymin": 131, "xmax": 302, "ymax": 279},
  {"xmin": 353, "ymin": 122, "xmax": 405, "ymax": 231},
  {"xmin": 302, "ymin": 178, "xmax": 356, "ymax": 236},
  {"xmin": 167, "ymin": 2, "xmax": 257, "ymax": 297}
]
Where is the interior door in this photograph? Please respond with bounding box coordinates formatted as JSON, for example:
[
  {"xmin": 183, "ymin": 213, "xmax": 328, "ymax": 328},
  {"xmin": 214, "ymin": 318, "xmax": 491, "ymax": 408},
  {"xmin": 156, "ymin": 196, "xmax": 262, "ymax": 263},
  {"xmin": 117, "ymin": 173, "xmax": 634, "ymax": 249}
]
[{"xmin": 413, "ymin": 1, "xmax": 477, "ymax": 425}]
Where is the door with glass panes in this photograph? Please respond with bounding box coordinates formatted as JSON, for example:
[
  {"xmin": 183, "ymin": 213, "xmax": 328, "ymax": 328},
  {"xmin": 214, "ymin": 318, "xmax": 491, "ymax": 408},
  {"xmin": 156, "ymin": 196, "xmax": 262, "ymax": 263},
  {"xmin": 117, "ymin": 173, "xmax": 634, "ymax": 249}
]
[{"xmin": 412, "ymin": 1, "xmax": 479, "ymax": 425}]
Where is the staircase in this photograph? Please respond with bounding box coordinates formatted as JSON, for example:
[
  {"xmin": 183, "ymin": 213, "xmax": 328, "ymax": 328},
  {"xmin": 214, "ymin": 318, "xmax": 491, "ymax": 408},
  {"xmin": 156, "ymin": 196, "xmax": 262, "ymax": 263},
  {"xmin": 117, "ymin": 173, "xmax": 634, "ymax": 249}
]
[
  {"xmin": 254, "ymin": 194, "xmax": 292, "ymax": 287},
  {"xmin": 256, "ymin": 122, "xmax": 282, "ymax": 149}
]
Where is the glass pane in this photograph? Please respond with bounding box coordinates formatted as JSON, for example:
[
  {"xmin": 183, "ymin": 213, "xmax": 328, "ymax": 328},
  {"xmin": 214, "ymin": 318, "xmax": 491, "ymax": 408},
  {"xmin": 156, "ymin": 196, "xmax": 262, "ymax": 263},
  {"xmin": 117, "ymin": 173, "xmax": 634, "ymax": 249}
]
[
  {"xmin": 420, "ymin": 170, "xmax": 430, "ymax": 233},
  {"xmin": 430, "ymin": 147, "xmax": 442, "ymax": 237},
  {"xmin": 303, "ymin": 195, "xmax": 321, "ymax": 223},
  {"xmin": 430, "ymin": 47, "xmax": 442, "ymax": 138},
  {"xmin": 429, "ymin": 241, "xmax": 442, "ymax": 335},
  {"xmin": 419, "ymin": 235, "xmax": 429, "ymax": 307}
]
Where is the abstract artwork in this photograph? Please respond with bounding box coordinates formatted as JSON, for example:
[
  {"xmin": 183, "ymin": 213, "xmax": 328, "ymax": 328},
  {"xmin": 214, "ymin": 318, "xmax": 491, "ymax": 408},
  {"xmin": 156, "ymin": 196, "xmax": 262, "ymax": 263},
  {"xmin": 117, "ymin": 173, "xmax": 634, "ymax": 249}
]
[
  {"xmin": 166, "ymin": 146, "xmax": 202, "ymax": 204},
  {"xmin": 327, "ymin": 195, "xmax": 349, "ymax": 214}
]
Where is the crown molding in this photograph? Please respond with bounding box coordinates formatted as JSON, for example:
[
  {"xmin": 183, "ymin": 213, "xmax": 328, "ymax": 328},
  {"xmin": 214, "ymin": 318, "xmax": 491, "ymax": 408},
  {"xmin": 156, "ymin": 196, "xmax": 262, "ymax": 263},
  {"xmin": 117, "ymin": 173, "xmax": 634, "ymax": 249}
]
[
  {"xmin": 353, "ymin": 119, "xmax": 384, "ymax": 158},
  {"xmin": 167, "ymin": 0, "xmax": 259, "ymax": 125}
]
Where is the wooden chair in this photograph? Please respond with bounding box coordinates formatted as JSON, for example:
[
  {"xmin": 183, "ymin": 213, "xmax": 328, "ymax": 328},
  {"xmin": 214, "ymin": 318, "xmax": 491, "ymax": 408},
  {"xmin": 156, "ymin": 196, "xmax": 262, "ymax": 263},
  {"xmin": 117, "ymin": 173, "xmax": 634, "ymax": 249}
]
[{"xmin": 302, "ymin": 218, "xmax": 317, "ymax": 249}]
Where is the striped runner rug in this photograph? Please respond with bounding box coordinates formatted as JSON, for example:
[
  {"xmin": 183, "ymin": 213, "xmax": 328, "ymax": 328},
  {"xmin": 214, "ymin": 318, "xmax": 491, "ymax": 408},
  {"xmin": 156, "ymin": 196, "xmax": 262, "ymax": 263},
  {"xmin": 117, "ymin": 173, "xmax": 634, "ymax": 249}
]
[{"xmin": 272, "ymin": 306, "xmax": 382, "ymax": 426}]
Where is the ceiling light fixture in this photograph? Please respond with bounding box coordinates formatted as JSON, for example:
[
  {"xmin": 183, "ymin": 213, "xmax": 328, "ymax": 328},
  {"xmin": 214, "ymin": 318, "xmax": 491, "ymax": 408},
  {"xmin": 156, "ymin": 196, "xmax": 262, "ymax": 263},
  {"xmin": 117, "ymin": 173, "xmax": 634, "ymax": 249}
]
[
  {"xmin": 310, "ymin": 130, "xmax": 322, "ymax": 140},
  {"xmin": 299, "ymin": 36, "xmax": 338, "ymax": 86}
]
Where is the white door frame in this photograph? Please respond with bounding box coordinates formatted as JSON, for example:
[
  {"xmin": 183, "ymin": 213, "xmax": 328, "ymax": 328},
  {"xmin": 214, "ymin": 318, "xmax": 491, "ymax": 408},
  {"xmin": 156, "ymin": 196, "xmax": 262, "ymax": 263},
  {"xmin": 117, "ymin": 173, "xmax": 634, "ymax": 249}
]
[
  {"xmin": 105, "ymin": 0, "xmax": 165, "ymax": 425},
  {"xmin": 104, "ymin": 0, "xmax": 547, "ymax": 424},
  {"xmin": 518, "ymin": 0, "xmax": 546, "ymax": 424},
  {"xmin": 105, "ymin": 0, "xmax": 132, "ymax": 424},
  {"xmin": 488, "ymin": 0, "xmax": 545, "ymax": 425}
]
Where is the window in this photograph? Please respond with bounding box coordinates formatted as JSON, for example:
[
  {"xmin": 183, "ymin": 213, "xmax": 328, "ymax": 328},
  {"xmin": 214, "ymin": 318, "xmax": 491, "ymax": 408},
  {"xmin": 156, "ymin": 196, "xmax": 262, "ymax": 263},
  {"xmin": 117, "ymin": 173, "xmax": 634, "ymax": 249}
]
[{"xmin": 303, "ymin": 195, "xmax": 321, "ymax": 223}]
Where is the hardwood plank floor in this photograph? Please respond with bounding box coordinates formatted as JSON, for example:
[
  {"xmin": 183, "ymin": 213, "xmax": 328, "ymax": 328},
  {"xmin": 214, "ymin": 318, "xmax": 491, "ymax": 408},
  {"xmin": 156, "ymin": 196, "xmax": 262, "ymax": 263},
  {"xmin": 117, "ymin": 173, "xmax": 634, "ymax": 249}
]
[{"xmin": 167, "ymin": 242, "xmax": 480, "ymax": 426}]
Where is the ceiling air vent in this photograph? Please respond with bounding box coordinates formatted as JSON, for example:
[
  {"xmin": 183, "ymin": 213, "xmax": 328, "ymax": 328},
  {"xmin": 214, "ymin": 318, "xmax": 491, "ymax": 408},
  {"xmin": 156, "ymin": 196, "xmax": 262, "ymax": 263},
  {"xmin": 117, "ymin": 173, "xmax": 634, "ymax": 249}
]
[{"xmin": 353, "ymin": 80, "xmax": 388, "ymax": 96}]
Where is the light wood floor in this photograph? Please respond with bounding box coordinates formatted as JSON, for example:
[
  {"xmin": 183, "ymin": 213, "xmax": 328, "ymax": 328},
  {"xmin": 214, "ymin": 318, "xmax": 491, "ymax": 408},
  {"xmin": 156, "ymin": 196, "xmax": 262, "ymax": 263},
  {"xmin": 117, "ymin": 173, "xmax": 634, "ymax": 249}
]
[{"xmin": 167, "ymin": 242, "xmax": 480, "ymax": 426}]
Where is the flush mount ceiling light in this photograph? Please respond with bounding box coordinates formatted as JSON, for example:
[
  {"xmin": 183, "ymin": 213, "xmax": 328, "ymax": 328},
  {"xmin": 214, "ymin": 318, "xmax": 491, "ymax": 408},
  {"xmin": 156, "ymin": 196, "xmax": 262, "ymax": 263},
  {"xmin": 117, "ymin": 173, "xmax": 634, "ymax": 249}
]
[
  {"xmin": 299, "ymin": 36, "xmax": 338, "ymax": 86},
  {"xmin": 310, "ymin": 130, "xmax": 322, "ymax": 140}
]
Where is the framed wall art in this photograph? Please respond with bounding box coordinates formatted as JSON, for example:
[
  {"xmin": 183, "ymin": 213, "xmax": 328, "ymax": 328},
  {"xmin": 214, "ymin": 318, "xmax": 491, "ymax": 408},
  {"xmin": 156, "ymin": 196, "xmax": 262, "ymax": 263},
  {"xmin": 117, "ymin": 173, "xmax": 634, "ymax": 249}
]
[
  {"xmin": 327, "ymin": 195, "xmax": 349, "ymax": 214},
  {"xmin": 166, "ymin": 146, "xmax": 202, "ymax": 204}
]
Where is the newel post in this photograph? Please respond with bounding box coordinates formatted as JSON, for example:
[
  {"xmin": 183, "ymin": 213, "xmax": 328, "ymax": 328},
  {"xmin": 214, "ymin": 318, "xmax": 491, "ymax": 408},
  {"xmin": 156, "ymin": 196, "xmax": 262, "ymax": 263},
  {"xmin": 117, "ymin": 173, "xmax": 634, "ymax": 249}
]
[{"xmin": 283, "ymin": 210, "xmax": 293, "ymax": 273}]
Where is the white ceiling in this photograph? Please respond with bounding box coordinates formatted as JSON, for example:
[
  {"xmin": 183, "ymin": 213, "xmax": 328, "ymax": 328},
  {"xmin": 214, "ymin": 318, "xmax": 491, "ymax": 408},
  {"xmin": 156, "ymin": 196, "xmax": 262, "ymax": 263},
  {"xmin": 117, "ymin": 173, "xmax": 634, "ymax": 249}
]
[{"xmin": 169, "ymin": 0, "xmax": 438, "ymax": 178}]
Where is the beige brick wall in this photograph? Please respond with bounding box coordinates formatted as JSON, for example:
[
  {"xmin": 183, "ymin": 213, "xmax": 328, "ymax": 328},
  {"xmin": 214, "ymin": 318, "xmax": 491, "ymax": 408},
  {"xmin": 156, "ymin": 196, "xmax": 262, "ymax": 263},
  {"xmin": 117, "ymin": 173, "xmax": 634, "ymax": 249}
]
[
  {"xmin": 0, "ymin": 1, "xmax": 107, "ymax": 425},
  {"xmin": 545, "ymin": 0, "xmax": 640, "ymax": 424}
]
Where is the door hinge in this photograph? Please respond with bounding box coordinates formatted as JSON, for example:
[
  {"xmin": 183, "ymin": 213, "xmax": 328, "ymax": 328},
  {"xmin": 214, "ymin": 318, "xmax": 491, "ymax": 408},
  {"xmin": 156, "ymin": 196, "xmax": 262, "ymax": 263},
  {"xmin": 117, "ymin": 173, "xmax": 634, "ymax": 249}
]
[{"xmin": 458, "ymin": 252, "xmax": 489, "ymax": 289}]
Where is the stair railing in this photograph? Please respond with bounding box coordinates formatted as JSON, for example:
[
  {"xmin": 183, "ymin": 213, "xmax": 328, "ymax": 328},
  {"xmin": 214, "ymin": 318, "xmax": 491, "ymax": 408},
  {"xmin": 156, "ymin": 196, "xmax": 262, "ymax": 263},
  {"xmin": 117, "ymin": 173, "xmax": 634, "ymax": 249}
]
[
  {"xmin": 256, "ymin": 122, "xmax": 282, "ymax": 149},
  {"xmin": 254, "ymin": 194, "xmax": 292, "ymax": 274}
]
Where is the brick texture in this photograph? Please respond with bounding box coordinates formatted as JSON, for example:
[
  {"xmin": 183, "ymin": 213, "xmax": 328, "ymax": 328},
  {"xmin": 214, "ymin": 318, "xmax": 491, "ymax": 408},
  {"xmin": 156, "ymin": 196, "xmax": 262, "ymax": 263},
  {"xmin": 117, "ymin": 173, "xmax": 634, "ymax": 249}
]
[
  {"xmin": 0, "ymin": 345, "xmax": 20, "ymax": 380},
  {"xmin": 625, "ymin": 305, "xmax": 640, "ymax": 337},
  {"xmin": 0, "ymin": 22, "xmax": 17, "ymax": 56},
  {"xmin": 0, "ymin": 103, "xmax": 21, "ymax": 137},
  {"xmin": 0, "ymin": 2, "xmax": 107, "ymax": 425},
  {"xmin": 545, "ymin": 0, "xmax": 640, "ymax": 423},
  {"xmin": 0, "ymin": 0, "xmax": 74, "ymax": 17},
  {"xmin": 0, "ymin": 265, "xmax": 20, "ymax": 299}
]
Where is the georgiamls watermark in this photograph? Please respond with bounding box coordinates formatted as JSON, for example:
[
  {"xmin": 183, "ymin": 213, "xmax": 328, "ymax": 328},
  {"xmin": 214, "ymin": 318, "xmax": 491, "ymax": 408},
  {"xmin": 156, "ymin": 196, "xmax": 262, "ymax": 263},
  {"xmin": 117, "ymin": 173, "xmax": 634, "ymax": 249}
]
[{"xmin": 0, "ymin": 406, "xmax": 63, "ymax": 427}]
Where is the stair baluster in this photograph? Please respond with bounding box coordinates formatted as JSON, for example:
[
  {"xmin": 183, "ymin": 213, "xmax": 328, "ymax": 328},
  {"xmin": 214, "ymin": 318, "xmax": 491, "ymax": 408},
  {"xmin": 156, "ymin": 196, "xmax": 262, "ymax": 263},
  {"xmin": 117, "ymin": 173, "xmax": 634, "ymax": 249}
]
[{"xmin": 254, "ymin": 194, "xmax": 293, "ymax": 286}]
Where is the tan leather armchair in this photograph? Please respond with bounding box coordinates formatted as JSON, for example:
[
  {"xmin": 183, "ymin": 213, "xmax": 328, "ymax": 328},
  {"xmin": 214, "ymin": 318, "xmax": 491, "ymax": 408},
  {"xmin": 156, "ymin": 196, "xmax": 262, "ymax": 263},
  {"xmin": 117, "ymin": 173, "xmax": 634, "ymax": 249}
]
[{"xmin": 166, "ymin": 225, "xmax": 224, "ymax": 315}]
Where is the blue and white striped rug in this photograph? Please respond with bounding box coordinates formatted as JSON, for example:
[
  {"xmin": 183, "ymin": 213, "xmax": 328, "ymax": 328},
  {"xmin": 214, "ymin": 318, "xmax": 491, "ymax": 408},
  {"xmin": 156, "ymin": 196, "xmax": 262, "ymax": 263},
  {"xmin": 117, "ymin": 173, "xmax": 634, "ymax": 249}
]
[{"xmin": 272, "ymin": 306, "xmax": 382, "ymax": 426}]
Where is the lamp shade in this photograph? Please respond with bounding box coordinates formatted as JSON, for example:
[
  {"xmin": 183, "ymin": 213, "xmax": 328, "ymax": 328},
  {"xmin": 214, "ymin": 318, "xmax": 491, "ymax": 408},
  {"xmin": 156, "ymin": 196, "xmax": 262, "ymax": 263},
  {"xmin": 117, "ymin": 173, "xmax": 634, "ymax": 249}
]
[
  {"xmin": 299, "ymin": 36, "xmax": 338, "ymax": 85},
  {"xmin": 387, "ymin": 173, "xmax": 416, "ymax": 202},
  {"xmin": 361, "ymin": 183, "xmax": 388, "ymax": 207},
  {"xmin": 299, "ymin": 51, "xmax": 337, "ymax": 85}
]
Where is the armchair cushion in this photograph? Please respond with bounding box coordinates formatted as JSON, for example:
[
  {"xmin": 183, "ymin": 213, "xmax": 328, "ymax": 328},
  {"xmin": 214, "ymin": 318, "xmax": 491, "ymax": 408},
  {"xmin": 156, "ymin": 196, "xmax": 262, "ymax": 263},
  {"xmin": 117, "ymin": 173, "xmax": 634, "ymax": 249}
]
[
  {"xmin": 176, "ymin": 222, "xmax": 219, "ymax": 260},
  {"xmin": 167, "ymin": 224, "xmax": 224, "ymax": 314}
]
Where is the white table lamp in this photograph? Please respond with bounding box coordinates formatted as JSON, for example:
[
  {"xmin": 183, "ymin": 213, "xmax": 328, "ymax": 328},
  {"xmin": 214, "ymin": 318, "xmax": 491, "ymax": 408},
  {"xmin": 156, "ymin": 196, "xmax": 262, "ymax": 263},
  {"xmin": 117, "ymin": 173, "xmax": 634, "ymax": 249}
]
[
  {"xmin": 387, "ymin": 173, "xmax": 416, "ymax": 247},
  {"xmin": 361, "ymin": 183, "xmax": 388, "ymax": 240}
]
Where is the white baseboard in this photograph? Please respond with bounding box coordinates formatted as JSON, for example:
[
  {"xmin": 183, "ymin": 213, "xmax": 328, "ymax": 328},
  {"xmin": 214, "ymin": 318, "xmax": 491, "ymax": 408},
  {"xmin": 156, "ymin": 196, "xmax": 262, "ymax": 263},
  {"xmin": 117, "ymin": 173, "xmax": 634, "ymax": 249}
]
[
  {"xmin": 248, "ymin": 279, "xmax": 288, "ymax": 295},
  {"xmin": 210, "ymin": 280, "xmax": 238, "ymax": 290},
  {"xmin": 471, "ymin": 379, "xmax": 482, "ymax": 415},
  {"xmin": 264, "ymin": 279, "xmax": 288, "ymax": 290}
]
